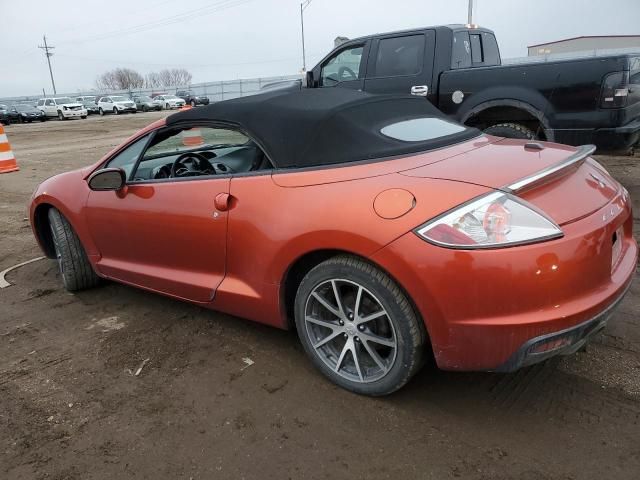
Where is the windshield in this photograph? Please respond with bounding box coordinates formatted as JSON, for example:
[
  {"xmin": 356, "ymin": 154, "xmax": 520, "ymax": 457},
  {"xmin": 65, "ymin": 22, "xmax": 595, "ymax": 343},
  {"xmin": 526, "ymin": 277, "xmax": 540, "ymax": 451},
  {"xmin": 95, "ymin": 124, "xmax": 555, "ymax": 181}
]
[
  {"xmin": 164, "ymin": 95, "xmax": 179, "ymax": 100},
  {"xmin": 82, "ymin": 100, "xmax": 95, "ymax": 105},
  {"xmin": 137, "ymin": 96, "xmax": 152, "ymax": 102},
  {"xmin": 111, "ymin": 96, "xmax": 128, "ymax": 102},
  {"xmin": 55, "ymin": 97, "xmax": 74, "ymax": 104},
  {"xmin": 16, "ymin": 105, "xmax": 37, "ymax": 112}
]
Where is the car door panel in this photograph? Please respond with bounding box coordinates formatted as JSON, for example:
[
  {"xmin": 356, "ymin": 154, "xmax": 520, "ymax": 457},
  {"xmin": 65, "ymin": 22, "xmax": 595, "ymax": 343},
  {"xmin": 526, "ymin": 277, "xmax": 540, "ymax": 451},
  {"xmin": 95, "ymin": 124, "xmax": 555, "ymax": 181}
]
[
  {"xmin": 364, "ymin": 31, "xmax": 436, "ymax": 102},
  {"xmin": 85, "ymin": 178, "xmax": 230, "ymax": 302}
]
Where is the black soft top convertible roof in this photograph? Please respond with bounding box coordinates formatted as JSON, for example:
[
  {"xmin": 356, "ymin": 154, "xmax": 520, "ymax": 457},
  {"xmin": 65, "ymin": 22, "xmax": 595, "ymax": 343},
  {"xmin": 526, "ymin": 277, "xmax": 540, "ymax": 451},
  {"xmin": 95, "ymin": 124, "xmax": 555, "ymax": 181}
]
[{"xmin": 167, "ymin": 88, "xmax": 479, "ymax": 168}]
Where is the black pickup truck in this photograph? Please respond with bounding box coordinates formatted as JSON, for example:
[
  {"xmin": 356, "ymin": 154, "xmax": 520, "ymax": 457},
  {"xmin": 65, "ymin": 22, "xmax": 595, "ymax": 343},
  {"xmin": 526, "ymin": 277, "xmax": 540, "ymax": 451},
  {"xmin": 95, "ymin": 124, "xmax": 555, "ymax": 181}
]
[{"xmin": 270, "ymin": 25, "xmax": 640, "ymax": 151}]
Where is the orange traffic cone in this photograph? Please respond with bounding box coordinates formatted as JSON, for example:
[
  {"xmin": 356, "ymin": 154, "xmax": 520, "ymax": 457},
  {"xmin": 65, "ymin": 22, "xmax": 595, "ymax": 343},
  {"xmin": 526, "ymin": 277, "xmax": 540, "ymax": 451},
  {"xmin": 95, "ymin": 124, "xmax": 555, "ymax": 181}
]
[
  {"xmin": 181, "ymin": 128, "xmax": 204, "ymax": 147},
  {"xmin": 0, "ymin": 124, "xmax": 19, "ymax": 174}
]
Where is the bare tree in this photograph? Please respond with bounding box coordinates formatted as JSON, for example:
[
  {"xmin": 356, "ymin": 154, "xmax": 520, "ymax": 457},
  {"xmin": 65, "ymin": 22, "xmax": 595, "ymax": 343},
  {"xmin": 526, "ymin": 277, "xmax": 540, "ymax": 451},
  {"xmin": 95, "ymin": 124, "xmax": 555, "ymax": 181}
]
[
  {"xmin": 155, "ymin": 68, "xmax": 193, "ymax": 87},
  {"xmin": 95, "ymin": 68, "xmax": 145, "ymax": 91},
  {"xmin": 145, "ymin": 72, "xmax": 162, "ymax": 88}
]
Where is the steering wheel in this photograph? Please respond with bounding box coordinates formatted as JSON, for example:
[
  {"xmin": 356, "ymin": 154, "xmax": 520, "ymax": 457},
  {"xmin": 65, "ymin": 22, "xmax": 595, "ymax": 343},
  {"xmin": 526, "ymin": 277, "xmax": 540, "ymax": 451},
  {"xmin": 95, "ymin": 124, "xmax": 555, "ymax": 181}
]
[
  {"xmin": 170, "ymin": 152, "xmax": 214, "ymax": 178},
  {"xmin": 337, "ymin": 66, "xmax": 357, "ymax": 81}
]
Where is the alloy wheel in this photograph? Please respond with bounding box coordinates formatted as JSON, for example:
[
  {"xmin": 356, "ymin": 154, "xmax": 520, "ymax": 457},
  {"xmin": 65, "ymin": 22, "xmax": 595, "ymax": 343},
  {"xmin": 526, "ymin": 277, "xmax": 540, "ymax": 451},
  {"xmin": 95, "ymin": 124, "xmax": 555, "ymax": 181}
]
[{"xmin": 304, "ymin": 278, "xmax": 397, "ymax": 383}]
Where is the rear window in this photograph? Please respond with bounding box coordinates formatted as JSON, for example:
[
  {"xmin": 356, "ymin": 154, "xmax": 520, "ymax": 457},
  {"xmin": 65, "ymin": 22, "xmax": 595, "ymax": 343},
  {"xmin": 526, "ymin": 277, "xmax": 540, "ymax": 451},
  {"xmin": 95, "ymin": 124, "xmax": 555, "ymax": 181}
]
[
  {"xmin": 470, "ymin": 34, "xmax": 483, "ymax": 63},
  {"xmin": 451, "ymin": 32, "xmax": 471, "ymax": 69},
  {"xmin": 630, "ymin": 57, "xmax": 640, "ymax": 85},
  {"xmin": 374, "ymin": 35, "xmax": 425, "ymax": 77},
  {"xmin": 380, "ymin": 117, "xmax": 467, "ymax": 142}
]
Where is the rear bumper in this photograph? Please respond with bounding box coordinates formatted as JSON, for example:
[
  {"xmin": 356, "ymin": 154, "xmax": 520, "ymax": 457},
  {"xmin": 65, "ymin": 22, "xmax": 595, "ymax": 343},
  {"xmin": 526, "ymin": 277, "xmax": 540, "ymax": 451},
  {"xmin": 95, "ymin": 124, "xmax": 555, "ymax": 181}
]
[
  {"xmin": 593, "ymin": 118, "xmax": 640, "ymax": 150},
  {"xmin": 495, "ymin": 278, "xmax": 632, "ymax": 371},
  {"xmin": 371, "ymin": 190, "xmax": 637, "ymax": 371}
]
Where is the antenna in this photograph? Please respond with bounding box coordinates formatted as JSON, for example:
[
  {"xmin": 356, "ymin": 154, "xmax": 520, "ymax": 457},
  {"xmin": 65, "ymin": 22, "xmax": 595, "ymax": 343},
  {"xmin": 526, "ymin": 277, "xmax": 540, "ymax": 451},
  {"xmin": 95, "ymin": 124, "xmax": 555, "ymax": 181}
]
[
  {"xmin": 468, "ymin": 0, "xmax": 474, "ymax": 24},
  {"xmin": 38, "ymin": 35, "xmax": 57, "ymax": 95}
]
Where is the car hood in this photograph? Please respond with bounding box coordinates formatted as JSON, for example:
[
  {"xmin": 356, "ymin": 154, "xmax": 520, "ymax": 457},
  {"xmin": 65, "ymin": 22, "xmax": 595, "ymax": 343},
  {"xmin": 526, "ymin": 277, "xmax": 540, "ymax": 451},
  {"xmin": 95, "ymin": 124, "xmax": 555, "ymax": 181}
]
[{"xmin": 60, "ymin": 103, "xmax": 83, "ymax": 108}]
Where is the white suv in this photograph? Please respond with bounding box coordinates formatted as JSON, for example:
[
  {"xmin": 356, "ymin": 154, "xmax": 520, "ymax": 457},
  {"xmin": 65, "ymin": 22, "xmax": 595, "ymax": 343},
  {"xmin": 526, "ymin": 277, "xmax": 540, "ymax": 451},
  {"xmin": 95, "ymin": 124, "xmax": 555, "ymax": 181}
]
[
  {"xmin": 97, "ymin": 96, "xmax": 137, "ymax": 115},
  {"xmin": 37, "ymin": 97, "xmax": 87, "ymax": 120}
]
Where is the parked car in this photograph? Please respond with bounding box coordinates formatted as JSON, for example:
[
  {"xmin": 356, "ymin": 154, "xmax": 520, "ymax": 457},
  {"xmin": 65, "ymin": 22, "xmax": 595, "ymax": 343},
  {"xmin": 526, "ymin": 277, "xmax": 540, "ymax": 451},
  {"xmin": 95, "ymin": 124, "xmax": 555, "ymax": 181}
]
[
  {"xmin": 76, "ymin": 95, "xmax": 97, "ymax": 104},
  {"xmin": 78, "ymin": 98, "xmax": 99, "ymax": 115},
  {"xmin": 132, "ymin": 95, "xmax": 162, "ymax": 112},
  {"xmin": 268, "ymin": 24, "xmax": 640, "ymax": 151},
  {"xmin": 0, "ymin": 104, "xmax": 9, "ymax": 125},
  {"xmin": 7, "ymin": 104, "xmax": 46, "ymax": 122},
  {"xmin": 176, "ymin": 90, "xmax": 210, "ymax": 107},
  {"xmin": 97, "ymin": 96, "xmax": 137, "ymax": 115},
  {"xmin": 36, "ymin": 97, "xmax": 87, "ymax": 120},
  {"xmin": 153, "ymin": 94, "xmax": 186, "ymax": 110},
  {"xmin": 29, "ymin": 89, "xmax": 637, "ymax": 396}
]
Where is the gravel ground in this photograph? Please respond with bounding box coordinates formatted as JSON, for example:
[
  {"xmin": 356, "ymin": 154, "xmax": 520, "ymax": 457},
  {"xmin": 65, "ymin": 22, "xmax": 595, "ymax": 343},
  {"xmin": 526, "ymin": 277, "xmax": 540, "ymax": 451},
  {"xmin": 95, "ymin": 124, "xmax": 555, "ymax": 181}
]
[{"xmin": 1, "ymin": 114, "xmax": 639, "ymax": 480}]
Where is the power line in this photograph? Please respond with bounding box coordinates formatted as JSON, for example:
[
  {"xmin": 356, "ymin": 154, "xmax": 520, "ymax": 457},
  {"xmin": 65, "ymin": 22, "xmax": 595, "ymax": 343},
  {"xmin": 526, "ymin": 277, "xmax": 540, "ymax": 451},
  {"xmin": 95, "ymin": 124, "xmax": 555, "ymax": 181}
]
[
  {"xmin": 38, "ymin": 35, "xmax": 56, "ymax": 94},
  {"xmin": 58, "ymin": 0, "xmax": 255, "ymax": 46}
]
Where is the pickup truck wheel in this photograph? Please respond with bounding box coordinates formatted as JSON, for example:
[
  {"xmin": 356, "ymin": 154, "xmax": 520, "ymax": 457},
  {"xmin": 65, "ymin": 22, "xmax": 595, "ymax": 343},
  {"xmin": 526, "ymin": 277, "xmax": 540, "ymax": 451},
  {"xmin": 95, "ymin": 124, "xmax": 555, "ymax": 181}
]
[
  {"xmin": 484, "ymin": 123, "xmax": 536, "ymax": 140},
  {"xmin": 48, "ymin": 208, "xmax": 100, "ymax": 292}
]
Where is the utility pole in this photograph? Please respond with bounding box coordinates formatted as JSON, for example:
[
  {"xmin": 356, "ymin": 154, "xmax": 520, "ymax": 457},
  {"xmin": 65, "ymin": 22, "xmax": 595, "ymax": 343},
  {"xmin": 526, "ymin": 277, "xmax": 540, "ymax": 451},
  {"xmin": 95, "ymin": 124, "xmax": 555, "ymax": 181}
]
[
  {"xmin": 300, "ymin": 0, "xmax": 314, "ymax": 72},
  {"xmin": 38, "ymin": 35, "xmax": 57, "ymax": 95},
  {"xmin": 467, "ymin": 0, "xmax": 474, "ymax": 25}
]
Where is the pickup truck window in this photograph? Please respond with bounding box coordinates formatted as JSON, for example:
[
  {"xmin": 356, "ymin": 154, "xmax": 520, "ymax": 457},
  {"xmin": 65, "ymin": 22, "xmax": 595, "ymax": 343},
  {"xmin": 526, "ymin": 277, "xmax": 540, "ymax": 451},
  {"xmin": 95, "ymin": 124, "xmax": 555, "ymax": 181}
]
[
  {"xmin": 630, "ymin": 58, "xmax": 640, "ymax": 84},
  {"xmin": 481, "ymin": 33, "xmax": 500, "ymax": 65},
  {"xmin": 470, "ymin": 34, "xmax": 483, "ymax": 63},
  {"xmin": 451, "ymin": 32, "xmax": 471, "ymax": 69},
  {"xmin": 374, "ymin": 35, "xmax": 425, "ymax": 77},
  {"xmin": 320, "ymin": 45, "xmax": 364, "ymax": 86}
]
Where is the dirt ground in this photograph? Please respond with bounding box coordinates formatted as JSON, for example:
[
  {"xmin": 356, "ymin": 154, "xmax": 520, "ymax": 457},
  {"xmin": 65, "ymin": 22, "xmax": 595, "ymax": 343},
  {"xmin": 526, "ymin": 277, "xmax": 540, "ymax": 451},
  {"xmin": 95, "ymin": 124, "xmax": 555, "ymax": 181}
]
[{"xmin": 1, "ymin": 114, "xmax": 639, "ymax": 480}]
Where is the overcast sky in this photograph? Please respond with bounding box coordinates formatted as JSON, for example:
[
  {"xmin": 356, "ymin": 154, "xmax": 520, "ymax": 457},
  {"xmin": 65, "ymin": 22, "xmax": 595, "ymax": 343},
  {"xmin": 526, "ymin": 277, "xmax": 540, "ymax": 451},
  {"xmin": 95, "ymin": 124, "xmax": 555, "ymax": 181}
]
[{"xmin": 1, "ymin": 0, "xmax": 638, "ymax": 97}]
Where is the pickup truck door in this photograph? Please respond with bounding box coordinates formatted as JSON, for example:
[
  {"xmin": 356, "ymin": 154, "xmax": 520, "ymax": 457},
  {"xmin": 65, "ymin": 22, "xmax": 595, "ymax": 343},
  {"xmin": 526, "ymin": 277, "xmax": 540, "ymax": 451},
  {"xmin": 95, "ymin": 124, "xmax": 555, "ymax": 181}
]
[
  {"xmin": 315, "ymin": 41, "xmax": 371, "ymax": 91},
  {"xmin": 364, "ymin": 30, "xmax": 436, "ymax": 102}
]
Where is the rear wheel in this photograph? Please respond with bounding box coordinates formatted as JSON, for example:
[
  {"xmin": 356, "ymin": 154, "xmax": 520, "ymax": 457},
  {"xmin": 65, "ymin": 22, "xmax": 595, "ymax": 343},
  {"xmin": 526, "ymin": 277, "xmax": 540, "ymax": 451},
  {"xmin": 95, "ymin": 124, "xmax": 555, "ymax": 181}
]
[
  {"xmin": 48, "ymin": 208, "xmax": 100, "ymax": 292},
  {"xmin": 294, "ymin": 255, "xmax": 425, "ymax": 396},
  {"xmin": 99, "ymin": 107, "xmax": 104, "ymax": 116},
  {"xmin": 484, "ymin": 123, "xmax": 536, "ymax": 140},
  {"xmin": 190, "ymin": 100, "xmax": 196, "ymax": 107}
]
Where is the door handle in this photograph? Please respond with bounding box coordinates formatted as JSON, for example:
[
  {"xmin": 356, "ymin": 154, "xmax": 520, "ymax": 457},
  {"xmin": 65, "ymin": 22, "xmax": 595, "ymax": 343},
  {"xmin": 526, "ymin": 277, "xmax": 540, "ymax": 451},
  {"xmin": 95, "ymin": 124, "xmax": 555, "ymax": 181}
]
[
  {"xmin": 214, "ymin": 193, "xmax": 230, "ymax": 212},
  {"xmin": 410, "ymin": 85, "xmax": 429, "ymax": 97}
]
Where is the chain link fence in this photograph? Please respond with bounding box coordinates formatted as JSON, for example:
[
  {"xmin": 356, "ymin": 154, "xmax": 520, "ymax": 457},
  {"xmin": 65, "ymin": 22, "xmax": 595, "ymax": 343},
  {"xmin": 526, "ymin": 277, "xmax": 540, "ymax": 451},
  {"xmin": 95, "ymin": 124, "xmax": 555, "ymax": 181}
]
[{"xmin": 0, "ymin": 74, "xmax": 302, "ymax": 106}]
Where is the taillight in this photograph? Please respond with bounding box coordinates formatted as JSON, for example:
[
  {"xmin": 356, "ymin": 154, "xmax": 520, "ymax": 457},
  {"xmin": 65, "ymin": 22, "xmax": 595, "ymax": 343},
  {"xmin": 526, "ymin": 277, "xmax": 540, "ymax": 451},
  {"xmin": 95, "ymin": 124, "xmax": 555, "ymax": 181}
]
[{"xmin": 600, "ymin": 71, "xmax": 630, "ymax": 108}]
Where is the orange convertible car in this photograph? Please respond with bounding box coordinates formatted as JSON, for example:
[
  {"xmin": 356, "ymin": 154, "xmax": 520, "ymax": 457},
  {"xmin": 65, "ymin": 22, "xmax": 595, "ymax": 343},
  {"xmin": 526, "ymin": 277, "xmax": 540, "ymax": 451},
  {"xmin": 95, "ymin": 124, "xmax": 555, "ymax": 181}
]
[{"xmin": 30, "ymin": 89, "xmax": 637, "ymax": 395}]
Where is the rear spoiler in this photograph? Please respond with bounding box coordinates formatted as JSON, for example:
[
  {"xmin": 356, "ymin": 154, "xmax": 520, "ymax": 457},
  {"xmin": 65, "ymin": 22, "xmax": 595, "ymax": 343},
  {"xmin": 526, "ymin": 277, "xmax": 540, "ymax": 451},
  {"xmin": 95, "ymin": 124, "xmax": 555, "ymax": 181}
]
[{"xmin": 505, "ymin": 144, "xmax": 597, "ymax": 194}]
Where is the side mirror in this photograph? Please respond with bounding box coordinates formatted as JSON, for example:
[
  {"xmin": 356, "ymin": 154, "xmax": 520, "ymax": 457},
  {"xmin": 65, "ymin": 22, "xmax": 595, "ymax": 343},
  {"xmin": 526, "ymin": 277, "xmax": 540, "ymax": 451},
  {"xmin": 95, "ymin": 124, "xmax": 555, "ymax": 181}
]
[
  {"xmin": 305, "ymin": 71, "xmax": 314, "ymax": 88},
  {"xmin": 88, "ymin": 168, "xmax": 126, "ymax": 191}
]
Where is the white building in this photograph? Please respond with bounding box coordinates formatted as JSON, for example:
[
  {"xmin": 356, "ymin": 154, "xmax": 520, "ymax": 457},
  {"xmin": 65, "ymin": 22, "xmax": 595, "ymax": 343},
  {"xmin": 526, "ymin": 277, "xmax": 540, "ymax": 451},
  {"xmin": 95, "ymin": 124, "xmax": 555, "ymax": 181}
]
[{"xmin": 528, "ymin": 35, "xmax": 640, "ymax": 56}]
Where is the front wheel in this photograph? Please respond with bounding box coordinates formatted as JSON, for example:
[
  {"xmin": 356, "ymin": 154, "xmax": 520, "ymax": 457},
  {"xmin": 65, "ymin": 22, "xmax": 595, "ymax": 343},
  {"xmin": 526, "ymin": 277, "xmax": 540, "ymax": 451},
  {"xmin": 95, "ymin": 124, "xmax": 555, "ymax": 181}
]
[
  {"xmin": 295, "ymin": 255, "xmax": 426, "ymax": 396},
  {"xmin": 57, "ymin": 111, "xmax": 65, "ymax": 121},
  {"xmin": 48, "ymin": 208, "xmax": 100, "ymax": 292},
  {"xmin": 81, "ymin": 115, "xmax": 87, "ymax": 119},
  {"xmin": 190, "ymin": 100, "xmax": 196, "ymax": 107},
  {"xmin": 99, "ymin": 107, "xmax": 104, "ymax": 116},
  {"xmin": 142, "ymin": 105, "xmax": 148, "ymax": 112},
  {"xmin": 113, "ymin": 107, "xmax": 119, "ymax": 115}
]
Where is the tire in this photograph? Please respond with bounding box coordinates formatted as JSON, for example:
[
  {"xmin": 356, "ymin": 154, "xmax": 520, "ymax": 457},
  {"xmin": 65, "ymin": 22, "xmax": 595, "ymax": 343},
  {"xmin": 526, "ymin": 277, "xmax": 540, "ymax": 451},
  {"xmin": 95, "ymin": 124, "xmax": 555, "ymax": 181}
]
[
  {"xmin": 483, "ymin": 123, "xmax": 536, "ymax": 140},
  {"xmin": 57, "ymin": 111, "xmax": 65, "ymax": 121},
  {"xmin": 113, "ymin": 107, "xmax": 119, "ymax": 115},
  {"xmin": 48, "ymin": 208, "xmax": 100, "ymax": 292},
  {"xmin": 190, "ymin": 100, "xmax": 196, "ymax": 107},
  {"xmin": 142, "ymin": 105, "xmax": 148, "ymax": 112},
  {"xmin": 18, "ymin": 116, "xmax": 23, "ymax": 124},
  {"xmin": 81, "ymin": 116, "xmax": 87, "ymax": 119},
  {"xmin": 99, "ymin": 107, "xmax": 104, "ymax": 116},
  {"xmin": 40, "ymin": 118, "xmax": 46, "ymax": 122},
  {"xmin": 294, "ymin": 255, "xmax": 425, "ymax": 396},
  {"xmin": 165, "ymin": 103, "xmax": 170, "ymax": 110}
]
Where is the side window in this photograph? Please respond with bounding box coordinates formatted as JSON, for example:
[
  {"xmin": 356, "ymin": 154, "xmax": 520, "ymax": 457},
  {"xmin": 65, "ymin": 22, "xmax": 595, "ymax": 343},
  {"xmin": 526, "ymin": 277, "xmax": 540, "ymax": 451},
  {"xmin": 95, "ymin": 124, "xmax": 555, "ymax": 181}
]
[
  {"xmin": 45, "ymin": 99, "xmax": 54, "ymax": 106},
  {"xmin": 128, "ymin": 126, "xmax": 269, "ymax": 182},
  {"xmin": 451, "ymin": 32, "xmax": 471, "ymax": 69},
  {"xmin": 470, "ymin": 34, "xmax": 483, "ymax": 64},
  {"xmin": 629, "ymin": 58, "xmax": 640, "ymax": 85},
  {"xmin": 37, "ymin": 100, "xmax": 44, "ymax": 106},
  {"xmin": 320, "ymin": 45, "xmax": 364, "ymax": 86},
  {"xmin": 481, "ymin": 33, "xmax": 500, "ymax": 66},
  {"xmin": 106, "ymin": 134, "xmax": 150, "ymax": 179},
  {"xmin": 374, "ymin": 35, "xmax": 425, "ymax": 77}
]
